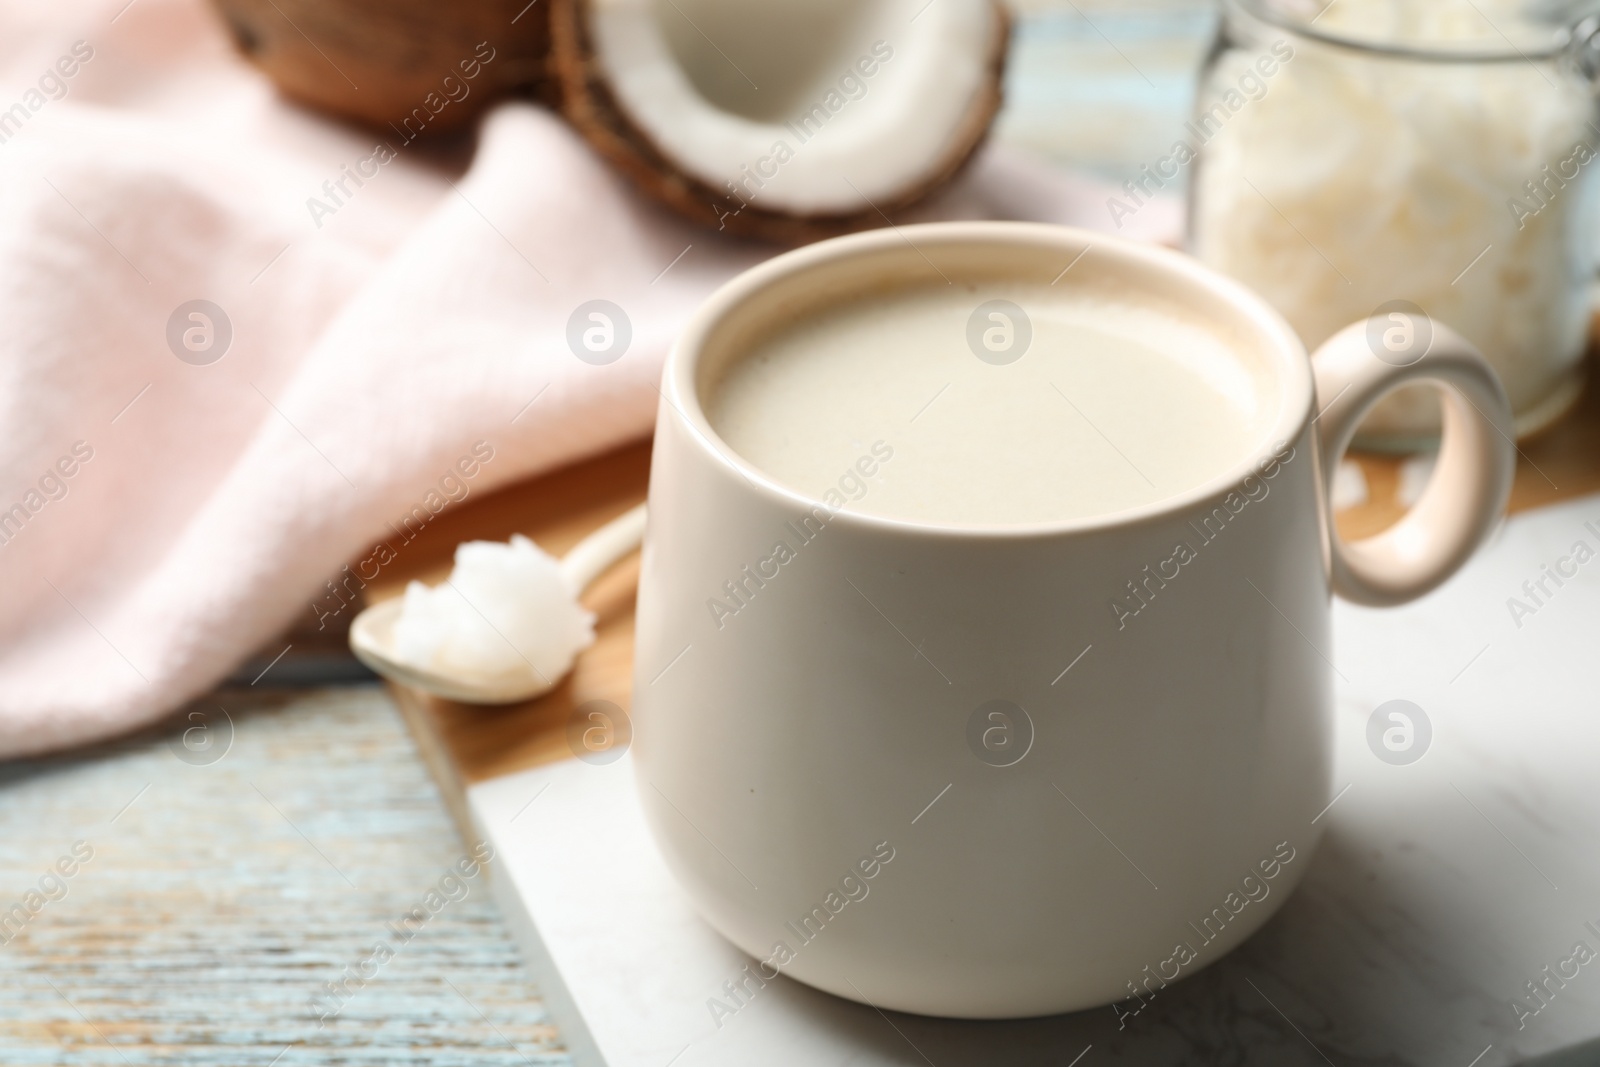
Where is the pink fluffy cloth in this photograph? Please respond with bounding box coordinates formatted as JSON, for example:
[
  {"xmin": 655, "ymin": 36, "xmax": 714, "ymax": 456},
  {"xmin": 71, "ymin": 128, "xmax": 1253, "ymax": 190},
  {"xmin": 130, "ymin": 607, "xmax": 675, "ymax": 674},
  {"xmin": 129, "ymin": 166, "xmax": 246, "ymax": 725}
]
[{"xmin": 0, "ymin": 0, "xmax": 1179, "ymax": 757}]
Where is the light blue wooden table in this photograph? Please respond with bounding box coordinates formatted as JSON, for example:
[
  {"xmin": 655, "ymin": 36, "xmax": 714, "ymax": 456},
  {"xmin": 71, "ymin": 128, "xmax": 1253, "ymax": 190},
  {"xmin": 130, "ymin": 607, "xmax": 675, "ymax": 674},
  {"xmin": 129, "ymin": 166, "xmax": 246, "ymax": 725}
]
[{"xmin": 1, "ymin": 688, "xmax": 567, "ymax": 1065}]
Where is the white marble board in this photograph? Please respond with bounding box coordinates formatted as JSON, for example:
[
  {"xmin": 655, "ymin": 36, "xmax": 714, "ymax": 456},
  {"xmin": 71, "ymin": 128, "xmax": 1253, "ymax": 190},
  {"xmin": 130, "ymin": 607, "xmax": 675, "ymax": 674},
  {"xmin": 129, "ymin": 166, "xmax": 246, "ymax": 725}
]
[{"xmin": 470, "ymin": 494, "xmax": 1600, "ymax": 1067}]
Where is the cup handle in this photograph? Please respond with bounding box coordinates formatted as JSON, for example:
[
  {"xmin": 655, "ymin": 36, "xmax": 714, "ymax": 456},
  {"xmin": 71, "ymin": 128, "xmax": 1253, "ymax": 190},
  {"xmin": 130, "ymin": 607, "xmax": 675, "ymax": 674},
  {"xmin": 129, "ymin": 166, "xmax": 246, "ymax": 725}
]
[{"xmin": 1309, "ymin": 319, "xmax": 1516, "ymax": 607}]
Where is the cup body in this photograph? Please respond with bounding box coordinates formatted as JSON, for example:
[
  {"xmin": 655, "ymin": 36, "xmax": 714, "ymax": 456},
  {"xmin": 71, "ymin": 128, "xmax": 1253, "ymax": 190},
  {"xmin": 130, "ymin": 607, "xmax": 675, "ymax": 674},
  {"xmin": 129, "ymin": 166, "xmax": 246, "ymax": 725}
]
[{"xmin": 633, "ymin": 223, "xmax": 1329, "ymax": 1018}]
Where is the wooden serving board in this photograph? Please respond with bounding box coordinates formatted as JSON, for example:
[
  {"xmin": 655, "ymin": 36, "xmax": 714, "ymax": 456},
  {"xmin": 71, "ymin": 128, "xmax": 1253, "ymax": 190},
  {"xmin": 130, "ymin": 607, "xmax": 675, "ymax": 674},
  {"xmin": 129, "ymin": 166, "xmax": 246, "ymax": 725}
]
[
  {"xmin": 362, "ymin": 442, "xmax": 651, "ymax": 839},
  {"xmin": 367, "ymin": 362, "xmax": 1600, "ymax": 838}
]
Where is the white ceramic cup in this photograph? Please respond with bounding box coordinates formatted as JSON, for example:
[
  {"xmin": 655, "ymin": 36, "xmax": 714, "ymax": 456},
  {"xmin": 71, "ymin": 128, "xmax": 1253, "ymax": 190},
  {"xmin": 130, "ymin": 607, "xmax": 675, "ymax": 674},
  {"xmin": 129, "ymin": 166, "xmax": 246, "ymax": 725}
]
[{"xmin": 632, "ymin": 222, "xmax": 1514, "ymax": 1018}]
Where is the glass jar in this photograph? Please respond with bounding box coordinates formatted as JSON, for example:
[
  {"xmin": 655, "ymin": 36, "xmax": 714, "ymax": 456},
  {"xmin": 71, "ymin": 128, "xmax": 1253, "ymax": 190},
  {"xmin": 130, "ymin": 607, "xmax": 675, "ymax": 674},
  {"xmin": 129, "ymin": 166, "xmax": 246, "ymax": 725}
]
[{"xmin": 1189, "ymin": 0, "xmax": 1600, "ymax": 448}]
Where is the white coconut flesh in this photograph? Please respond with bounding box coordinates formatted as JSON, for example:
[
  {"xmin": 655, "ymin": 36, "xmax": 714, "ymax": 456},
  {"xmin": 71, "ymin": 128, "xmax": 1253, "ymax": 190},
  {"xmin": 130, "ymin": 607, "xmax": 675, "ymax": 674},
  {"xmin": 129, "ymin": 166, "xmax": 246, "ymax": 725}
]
[{"xmin": 587, "ymin": 0, "xmax": 1002, "ymax": 215}]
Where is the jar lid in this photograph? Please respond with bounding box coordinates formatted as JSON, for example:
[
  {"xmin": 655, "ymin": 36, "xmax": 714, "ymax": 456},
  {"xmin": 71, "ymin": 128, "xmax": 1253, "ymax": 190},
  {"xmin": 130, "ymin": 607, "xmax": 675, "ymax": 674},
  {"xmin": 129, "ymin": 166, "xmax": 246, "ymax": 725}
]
[{"xmin": 1228, "ymin": 0, "xmax": 1580, "ymax": 61}]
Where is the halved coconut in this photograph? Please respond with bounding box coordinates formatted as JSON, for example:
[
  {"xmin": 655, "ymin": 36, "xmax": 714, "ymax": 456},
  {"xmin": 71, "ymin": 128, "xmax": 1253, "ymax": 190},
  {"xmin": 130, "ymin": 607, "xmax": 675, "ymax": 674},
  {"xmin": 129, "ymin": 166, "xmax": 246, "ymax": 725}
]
[
  {"xmin": 551, "ymin": 0, "xmax": 1009, "ymax": 242},
  {"xmin": 210, "ymin": 0, "xmax": 552, "ymax": 135}
]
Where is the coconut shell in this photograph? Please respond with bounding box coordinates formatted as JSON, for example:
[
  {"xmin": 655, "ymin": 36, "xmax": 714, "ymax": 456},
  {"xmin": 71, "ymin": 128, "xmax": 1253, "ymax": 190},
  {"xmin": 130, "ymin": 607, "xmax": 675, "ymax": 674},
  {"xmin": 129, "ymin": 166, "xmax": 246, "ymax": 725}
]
[
  {"xmin": 210, "ymin": 0, "xmax": 553, "ymax": 134},
  {"xmin": 549, "ymin": 0, "xmax": 1010, "ymax": 244}
]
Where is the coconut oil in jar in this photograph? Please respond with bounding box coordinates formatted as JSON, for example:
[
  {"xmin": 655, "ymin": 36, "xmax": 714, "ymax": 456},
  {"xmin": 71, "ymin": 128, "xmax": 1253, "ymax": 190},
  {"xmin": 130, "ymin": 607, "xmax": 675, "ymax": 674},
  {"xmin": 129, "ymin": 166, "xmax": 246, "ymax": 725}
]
[{"xmin": 1190, "ymin": 0, "xmax": 1600, "ymax": 446}]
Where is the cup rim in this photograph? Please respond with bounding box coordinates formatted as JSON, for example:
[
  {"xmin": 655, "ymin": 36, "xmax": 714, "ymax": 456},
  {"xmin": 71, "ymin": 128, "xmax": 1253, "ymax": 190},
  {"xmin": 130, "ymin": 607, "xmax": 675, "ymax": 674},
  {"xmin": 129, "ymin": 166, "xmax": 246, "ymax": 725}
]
[{"xmin": 663, "ymin": 221, "xmax": 1314, "ymax": 540}]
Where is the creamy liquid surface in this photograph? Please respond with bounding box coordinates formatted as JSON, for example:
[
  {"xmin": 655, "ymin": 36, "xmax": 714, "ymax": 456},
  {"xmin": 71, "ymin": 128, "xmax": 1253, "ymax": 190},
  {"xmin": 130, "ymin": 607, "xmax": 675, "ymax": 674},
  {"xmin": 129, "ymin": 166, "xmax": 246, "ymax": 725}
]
[{"xmin": 706, "ymin": 282, "xmax": 1276, "ymax": 527}]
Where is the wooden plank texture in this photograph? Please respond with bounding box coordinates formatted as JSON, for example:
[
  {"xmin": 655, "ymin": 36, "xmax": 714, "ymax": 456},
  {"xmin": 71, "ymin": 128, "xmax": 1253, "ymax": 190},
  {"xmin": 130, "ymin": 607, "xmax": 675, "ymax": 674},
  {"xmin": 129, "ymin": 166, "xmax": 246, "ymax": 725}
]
[{"xmin": 0, "ymin": 687, "xmax": 569, "ymax": 1066}]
